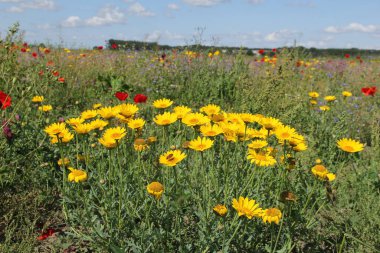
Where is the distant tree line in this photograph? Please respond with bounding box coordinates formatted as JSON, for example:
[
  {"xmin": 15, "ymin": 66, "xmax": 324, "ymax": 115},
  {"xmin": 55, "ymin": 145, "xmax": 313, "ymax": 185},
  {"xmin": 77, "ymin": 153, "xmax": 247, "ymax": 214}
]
[{"xmin": 106, "ymin": 39, "xmax": 380, "ymax": 57}]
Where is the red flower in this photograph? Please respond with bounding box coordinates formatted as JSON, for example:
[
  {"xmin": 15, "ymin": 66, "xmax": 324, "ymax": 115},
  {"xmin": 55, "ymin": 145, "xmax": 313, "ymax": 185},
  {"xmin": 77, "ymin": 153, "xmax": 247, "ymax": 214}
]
[
  {"xmin": 0, "ymin": 91, "xmax": 12, "ymax": 110},
  {"xmin": 52, "ymin": 70, "xmax": 59, "ymax": 77},
  {"xmin": 44, "ymin": 48, "xmax": 51, "ymax": 54},
  {"xmin": 272, "ymin": 48, "xmax": 277, "ymax": 52},
  {"xmin": 361, "ymin": 86, "xmax": 377, "ymax": 96},
  {"xmin": 111, "ymin": 44, "xmax": 118, "ymax": 49},
  {"xmin": 97, "ymin": 46, "xmax": 103, "ymax": 50},
  {"xmin": 58, "ymin": 77, "xmax": 65, "ymax": 83},
  {"xmin": 38, "ymin": 70, "xmax": 44, "ymax": 76},
  {"xmin": 23, "ymin": 42, "xmax": 28, "ymax": 47},
  {"xmin": 134, "ymin": 94, "xmax": 148, "ymax": 103},
  {"xmin": 344, "ymin": 54, "xmax": 350, "ymax": 58},
  {"xmin": 32, "ymin": 52, "xmax": 38, "ymax": 58},
  {"xmin": 258, "ymin": 49, "xmax": 265, "ymax": 55},
  {"xmin": 356, "ymin": 55, "xmax": 361, "ymax": 60},
  {"xmin": 37, "ymin": 228, "xmax": 55, "ymax": 241},
  {"xmin": 115, "ymin": 91, "xmax": 129, "ymax": 101},
  {"xmin": 21, "ymin": 48, "xmax": 27, "ymax": 53}
]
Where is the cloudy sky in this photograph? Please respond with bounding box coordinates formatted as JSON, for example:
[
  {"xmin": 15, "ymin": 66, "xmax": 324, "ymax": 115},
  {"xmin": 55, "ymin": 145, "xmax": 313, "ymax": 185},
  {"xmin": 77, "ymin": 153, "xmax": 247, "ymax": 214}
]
[{"xmin": 1, "ymin": 0, "xmax": 380, "ymax": 49}]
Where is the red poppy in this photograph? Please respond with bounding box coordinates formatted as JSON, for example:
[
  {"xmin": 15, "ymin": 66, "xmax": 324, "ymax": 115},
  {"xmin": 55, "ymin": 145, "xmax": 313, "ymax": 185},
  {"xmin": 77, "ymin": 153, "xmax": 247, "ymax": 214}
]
[
  {"xmin": 52, "ymin": 70, "xmax": 59, "ymax": 77},
  {"xmin": 344, "ymin": 54, "xmax": 350, "ymax": 58},
  {"xmin": 272, "ymin": 48, "xmax": 277, "ymax": 52},
  {"xmin": 0, "ymin": 91, "xmax": 12, "ymax": 110},
  {"xmin": 58, "ymin": 77, "xmax": 65, "ymax": 83},
  {"xmin": 356, "ymin": 55, "xmax": 361, "ymax": 60},
  {"xmin": 258, "ymin": 49, "xmax": 265, "ymax": 55},
  {"xmin": 23, "ymin": 42, "xmax": 28, "ymax": 47},
  {"xmin": 111, "ymin": 44, "xmax": 118, "ymax": 49},
  {"xmin": 21, "ymin": 48, "xmax": 27, "ymax": 53},
  {"xmin": 32, "ymin": 52, "xmax": 38, "ymax": 58},
  {"xmin": 97, "ymin": 46, "xmax": 103, "ymax": 50},
  {"xmin": 361, "ymin": 86, "xmax": 377, "ymax": 96},
  {"xmin": 37, "ymin": 228, "xmax": 55, "ymax": 241},
  {"xmin": 38, "ymin": 70, "xmax": 44, "ymax": 76},
  {"xmin": 46, "ymin": 61, "xmax": 54, "ymax": 67},
  {"xmin": 115, "ymin": 91, "xmax": 128, "ymax": 101},
  {"xmin": 134, "ymin": 94, "xmax": 148, "ymax": 103}
]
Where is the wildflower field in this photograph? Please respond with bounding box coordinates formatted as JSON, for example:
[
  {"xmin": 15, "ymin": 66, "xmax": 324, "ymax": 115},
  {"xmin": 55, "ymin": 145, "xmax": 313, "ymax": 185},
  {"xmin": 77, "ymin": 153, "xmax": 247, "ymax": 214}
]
[{"xmin": 1, "ymin": 26, "xmax": 379, "ymax": 253}]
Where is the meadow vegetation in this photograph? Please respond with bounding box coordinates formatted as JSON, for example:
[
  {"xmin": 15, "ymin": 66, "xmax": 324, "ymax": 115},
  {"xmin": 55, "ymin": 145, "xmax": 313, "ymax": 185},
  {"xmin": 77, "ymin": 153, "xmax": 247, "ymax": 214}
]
[{"xmin": 0, "ymin": 23, "xmax": 379, "ymax": 252}]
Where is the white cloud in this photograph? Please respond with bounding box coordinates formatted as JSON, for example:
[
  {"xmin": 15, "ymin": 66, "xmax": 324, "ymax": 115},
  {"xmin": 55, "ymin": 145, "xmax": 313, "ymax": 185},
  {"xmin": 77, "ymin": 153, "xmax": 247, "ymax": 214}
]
[
  {"xmin": 325, "ymin": 22, "xmax": 378, "ymax": 33},
  {"xmin": 0, "ymin": 0, "xmax": 22, "ymax": 2},
  {"xmin": 85, "ymin": 6, "xmax": 125, "ymax": 26},
  {"xmin": 264, "ymin": 29, "xmax": 301, "ymax": 42},
  {"xmin": 61, "ymin": 6, "xmax": 126, "ymax": 28},
  {"xmin": 129, "ymin": 2, "xmax": 155, "ymax": 16},
  {"xmin": 183, "ymin": 0, "xmax": 227, "ymax": 7},
  {"xmin": 6, "ymin": 6, "xmax": 23, "ymax": 12},
  {"xmin": 168, "ymin": 3, "xmax": 179, "ymax": 10},
  {"xmin": 20, "ymin": 0, "xmax": 55, "ymax": 10},
  {"xmin": 61, "ymin": 16, "xmax": 82, "ymax": 27},
  {"xmin": 144, "ymin": 30, "xmax": 186, "ymax": 43},
  {"xmin": 247, "ymin": 0, "xmax": 263, "ymax": 4}
]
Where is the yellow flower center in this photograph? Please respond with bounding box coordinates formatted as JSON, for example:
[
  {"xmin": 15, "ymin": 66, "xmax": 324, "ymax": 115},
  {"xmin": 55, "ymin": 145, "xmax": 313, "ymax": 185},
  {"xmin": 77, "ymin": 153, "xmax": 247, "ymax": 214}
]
[
  {"xmin": 149, "ymin": 182, "xmax": 163, "ymax": 192},
  {"xmin": 343, "ymin": 145, "xmax": 355, "ymax": 152},
  {"xmin": 166, "ymin": 154, "xmax": 175, "ymax": 161},
  {"xmin": 314, "ymin": 165, "xmax": 327, "ymax": 173},
  {"xmin": 266, "ymin": 208, "xmax": 280, "ymax": 217}
]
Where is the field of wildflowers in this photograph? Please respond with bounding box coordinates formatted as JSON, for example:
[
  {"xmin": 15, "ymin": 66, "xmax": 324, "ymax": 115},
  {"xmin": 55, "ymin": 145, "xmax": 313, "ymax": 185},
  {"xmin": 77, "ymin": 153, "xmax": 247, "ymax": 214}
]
[{"xmin": 1, "ymin": 24, "xmax": 379, "ymax": 252}]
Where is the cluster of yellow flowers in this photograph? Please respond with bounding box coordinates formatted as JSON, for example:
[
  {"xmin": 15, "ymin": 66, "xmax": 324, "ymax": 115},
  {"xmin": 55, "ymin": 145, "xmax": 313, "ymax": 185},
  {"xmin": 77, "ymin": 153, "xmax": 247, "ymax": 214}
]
[
  {"xmin": 32, "ymin": 95, "xmax": 53, "ymax": 112},
  {"xmin": 210, "ymin": 196, "xmax": 282, "ymax": 225},
  {"xmin": 308, "ymin": 91, "xmax": 352, "ymax": 111}
]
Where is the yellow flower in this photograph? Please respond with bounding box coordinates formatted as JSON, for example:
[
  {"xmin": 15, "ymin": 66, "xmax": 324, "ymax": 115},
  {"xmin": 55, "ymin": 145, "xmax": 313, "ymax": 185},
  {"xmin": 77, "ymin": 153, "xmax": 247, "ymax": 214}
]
[
  {"xmin": 182, "ymin": 113, "xmax": 210, "ymax": 127},
  {"xmin": 247, "ymin": 149, "xmax": 276, "ymax": 167},
  {"xmin": 308, "ymin": 91, "xmax": 319, "ymax": 98},
  {"xmin": 310, "ymin": 100, "xmax": 318, "ymax": 105},
  {"xmin": 73, "ymin": 123, "xmax": 93, "ymax": 134},
  {"xmin": 98, "ymin": 135, "xmax": 117, "ymax": 149},
  {"xmin": 188, "ymin": 136, "xmax": 214, "ymax": 152},
  {"xmin": 319, "ymin": 105, "xmax": 330, "ymax": 111},
  {"xmin": 213, "ymin": 204, "xmax": 228, "ymax": 217},
  {"xmin": 337, "ymin": 138, "xmax": 364, "ymax": 153},
  {"xmin": 227, "ymin": 113, "xmax": 244, "ymax": 125},
  {"xmin": 200, "ymin": 124, "xmax": 224, "ymax": 137},
  {"xmin": 324, "ymin": 95, "xmax": 336, "ymax": 102},
  {"xmin": 98, "ymin": 106, "xmax": 118, "ymax": 119},
  {"xmin": 68, "ymin": 167, "xmax": 87, "ymax": 183},
  {"xmin": 57, "ymin": 157, "xmax": 70, "ymax": 166},
  {"xmin": 239, "ymin": 113, "xmax": 257, "ymax": 123},
  {"xmin": 275, "ymin": 125, "xmax": 296, "ymax": 141},
  {"xmin": 311, "ymin": 164, "xmax": 336, "ymax": 181},
  {"xmin": 66, "ymin": 117, "xmax": 85, "ymax": 127},
  {"xmin": 93, "ymin": 103, "xmax": 102, "ymax": 109},
  {"xmin": 153, "ymin": 98, "xmax": 173, "ymax": 109},
  {"xmin": 173, "ymin": 105, "xmax": 192, "ymax": 119},
  {"xmin": 288, "ymin": 133, "xmax": 305, "ymax": 147},
  {"xmin": 118, "ymin": 103, "xmax": 139, "ymax": 117},
  {"xmin": 81, "ymin": 110, "xmax": 98, "ymax": 120},
  {"xmin": 89, "ymin": 119, "xmax": 109, "ymax": 131},
  {"xmin": 50, "ymin": 129, "xmax": 74, "ymax": 144},
  {"xmin": 147, "ymin": 181, "xmax": 164, "ymax": 200},
  {"xmin": 146, "ymin": 136, "xmax": 157, "ymax": 144},
  {"xmin": 232, "ymin": 196, "xmax": 262, "ymax": 219},
  {"xmin": 103, "ymin": 127, "xmax": 126, "ymax": 141},
  {"xmin": 116, "ymin": 114, "xmax": 131, "ymax": 124},
  {"xmin": 260, "ymin": 117, "xmax": 282, "ymax": 131},
  {"xmin": 247, "ymin": 140, "xmax": 268, "ymax": 150},
  {"xmin": 153, "ymin": 112, "xmax": 177, "ymax": 126},
  {"xmin": 44, "ymin": 122, "xmax": 67, "ymax": 137},
  {"xmin": 293, "ymin": 142, "xmax": 308, "ymax": 152},
  {"xmin": 200, "ymin": 104, "xmax": 221, "ymax": 116},
  {"xmin": 342, "ymin": 91, "xmax": 352, "ymax": 97},
  {"xmin": 159, "ymin": 150, "xmax": 187, "ymax": 167},
  {"xmin": 261, "ymin": 208, "xmax": 282, "ymax": 225},
  {"xmin": 128, "ymin": 118, "xmax": 145, "ymax": 129},
  {"xmin": 134, "ymin": 138, "xmax": 148, "ymax": 151},
  {"xmin": 32, "ymin": 96, "xmax": 44, "ymax": 102},
  {"xmin": 38, "ymin": 105, "xmax": 53, "ymax": 112},
  {"xmin": 246, "ymin": 128, "xmax": 268, "ymax": 139}
]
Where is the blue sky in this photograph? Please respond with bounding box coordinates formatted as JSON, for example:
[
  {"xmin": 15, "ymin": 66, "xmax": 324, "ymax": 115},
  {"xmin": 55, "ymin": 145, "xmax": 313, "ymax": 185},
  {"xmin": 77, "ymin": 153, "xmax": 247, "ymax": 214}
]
[{"xmin": 1, "ymin": 0, "xmax": 380, "ymax": 49}]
